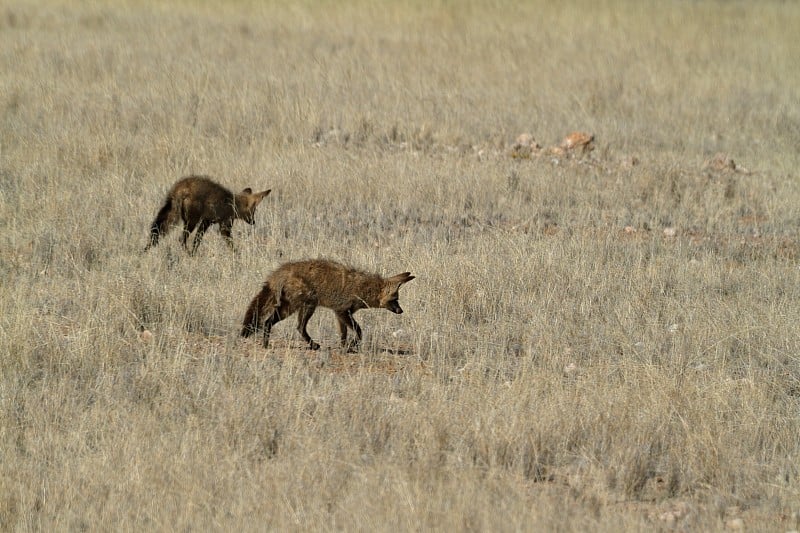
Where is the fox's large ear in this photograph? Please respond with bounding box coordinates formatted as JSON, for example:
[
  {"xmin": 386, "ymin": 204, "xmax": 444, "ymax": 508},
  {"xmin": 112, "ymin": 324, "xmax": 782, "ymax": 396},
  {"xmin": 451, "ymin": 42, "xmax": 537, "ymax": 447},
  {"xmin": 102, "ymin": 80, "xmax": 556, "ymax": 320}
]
[
  {"xmin": 241, "ymin": 187, "xmax": 253, "ymax": 194},
  {"xmin": 259, "ymin": 189, "xmax": 271, "ymax": 199},
  {"xmin": 389, "ymin": 272, "xmax": 415, "ymax": 286}
]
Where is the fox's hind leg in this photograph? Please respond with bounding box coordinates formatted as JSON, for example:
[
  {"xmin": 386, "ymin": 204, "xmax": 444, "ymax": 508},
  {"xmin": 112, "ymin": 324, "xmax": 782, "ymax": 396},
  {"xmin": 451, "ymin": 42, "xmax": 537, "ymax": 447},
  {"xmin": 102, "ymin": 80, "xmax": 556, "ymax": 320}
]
[
  {"xmin": 335, "ymin": 310, "xmax": 362, "ymax": 352},
  {"xmin": 179, "ymin": 198, "xmax": 204, "ymax": 253},
  {"xmin": 297, "ymin": 304, "xmax": 320, "ymax": 350},
  {"xmin": 242, "ymin": 285, "xmax": 290, "ymax": 349},
  {"xmin": 144, "ymin": 197, "xmax": 177, "ymax": 251}
]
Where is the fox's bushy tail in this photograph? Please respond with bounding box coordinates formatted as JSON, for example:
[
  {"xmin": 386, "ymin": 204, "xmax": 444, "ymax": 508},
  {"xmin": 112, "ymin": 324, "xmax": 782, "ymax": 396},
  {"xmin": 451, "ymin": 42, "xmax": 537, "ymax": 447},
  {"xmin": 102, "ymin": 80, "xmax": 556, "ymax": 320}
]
[
  {"xmin": 144, "ymin": 196, "xmax": 178, "ymax": 251},
  {"xmin": 241, "ymin": 282, "xmax": 278, "ymax": 337}
]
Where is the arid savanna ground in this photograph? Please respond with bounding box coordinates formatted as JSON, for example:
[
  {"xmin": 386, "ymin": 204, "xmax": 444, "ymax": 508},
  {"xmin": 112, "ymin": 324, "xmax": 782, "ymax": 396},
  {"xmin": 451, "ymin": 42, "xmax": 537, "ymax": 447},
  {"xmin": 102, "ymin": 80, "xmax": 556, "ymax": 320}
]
[{"xmin": 1, "ymin": 1, "xmax": 799, "ymax": 530}]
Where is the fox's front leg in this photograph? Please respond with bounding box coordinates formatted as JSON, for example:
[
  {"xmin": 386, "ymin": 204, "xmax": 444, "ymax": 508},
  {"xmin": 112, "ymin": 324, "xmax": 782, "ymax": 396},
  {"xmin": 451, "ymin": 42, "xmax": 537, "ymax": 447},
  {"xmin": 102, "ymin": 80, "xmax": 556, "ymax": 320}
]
[
  {"xmin": 181, "ymin": 220, "xmax": 197, "ymax": 250},
  {"xmin": 297, "ymin": 305, "xmax": 320, "ymax": 350},
  {"xmin": 219, "ymin": 221, "xmax": 237, "ymax": 252},
  {"xmin": 262, "ymin": 320, "xmax": 272, "ymax": 349},
  {"xmin": 190, "ymin": 220, "xmax": 212, "ymax": 255},
  {"xmin": 259, "ymin": 308, "xmax": 284, "ymax": 349},
  {"xmin": 335, "ymin": 311, "xmax": 362, "ymax": 352},
  {"xmin": 336, "ymin": 315, "xmax": 348, "ymax": 346}
]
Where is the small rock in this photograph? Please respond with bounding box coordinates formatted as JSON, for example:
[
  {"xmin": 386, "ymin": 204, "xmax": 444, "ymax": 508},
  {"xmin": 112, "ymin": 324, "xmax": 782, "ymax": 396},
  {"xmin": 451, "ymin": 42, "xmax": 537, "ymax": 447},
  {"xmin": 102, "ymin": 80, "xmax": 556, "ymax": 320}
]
[
  {"xmin": 703, "ymin": 152, "xmax": 737, "ymax": 172},
  {"xmin": 316, "ymin": 349, "xmax": 331, "ymax": 369},
  {"xmin": 659, "ymin": 511, "xmax": 677, "ymax": 524},
  {"xmin": 621, "ymin": 155, "xmax": 640, "ymax": 168},
  {"xmin": 725, "ymin": 518, "xmax": 744, "ymax": 530},
  {"xmin": 139, "ymin": 329, "xmax": 153, "ymax": 343},
  {"xmin": 663, "ymin": 227, "xmax": 677, "ymax": 238},
  {"xmin": 510, "ymin": 132, "xmax": 542, "ymax": 159},
  {"xmin": 560, "ymin": 131, "xmax": 594, "ymax": 152},
  {"xmin": 515, "ymin": 133, "xmax": 537, "ymax": 147}
]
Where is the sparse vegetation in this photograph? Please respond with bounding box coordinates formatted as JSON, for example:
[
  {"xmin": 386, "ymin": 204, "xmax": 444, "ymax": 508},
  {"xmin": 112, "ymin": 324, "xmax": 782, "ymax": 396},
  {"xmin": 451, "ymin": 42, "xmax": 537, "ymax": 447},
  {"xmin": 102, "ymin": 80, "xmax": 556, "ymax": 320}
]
[{"xmin": 1, "ymin": 0, "xmax": 799, "ymax": 530}]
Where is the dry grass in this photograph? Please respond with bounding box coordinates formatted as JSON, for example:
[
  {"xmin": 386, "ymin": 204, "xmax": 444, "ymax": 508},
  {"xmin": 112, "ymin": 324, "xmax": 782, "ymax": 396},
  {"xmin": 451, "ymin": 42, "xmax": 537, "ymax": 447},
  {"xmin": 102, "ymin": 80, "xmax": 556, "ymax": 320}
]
[{"xmin": 2, "ymin": 0, "xmax": 800, "ymax": 530}]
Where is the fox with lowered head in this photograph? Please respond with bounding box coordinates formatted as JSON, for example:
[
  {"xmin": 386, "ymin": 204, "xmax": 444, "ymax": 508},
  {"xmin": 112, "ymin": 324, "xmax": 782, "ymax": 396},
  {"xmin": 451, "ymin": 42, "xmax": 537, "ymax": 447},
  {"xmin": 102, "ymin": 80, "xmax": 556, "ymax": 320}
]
[
  {"xmin": 241, "ymin": 259, "xmax": 415, "ymax": 351},
  {"xmin": 144, "ymin": 175, "xmax": 271, "ymax": 254}
]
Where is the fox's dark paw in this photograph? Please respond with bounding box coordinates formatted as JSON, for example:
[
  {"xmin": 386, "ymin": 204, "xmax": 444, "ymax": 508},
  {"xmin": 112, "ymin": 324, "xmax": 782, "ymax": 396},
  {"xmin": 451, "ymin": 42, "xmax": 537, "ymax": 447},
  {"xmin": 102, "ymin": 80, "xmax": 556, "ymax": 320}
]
[
  {"xmin": 309, "ymin": 341, "xmax": 321, "ymax": 350},
  {"xmin": 343, "ymin": 342, "xmax": 360, "ymax": 354}
]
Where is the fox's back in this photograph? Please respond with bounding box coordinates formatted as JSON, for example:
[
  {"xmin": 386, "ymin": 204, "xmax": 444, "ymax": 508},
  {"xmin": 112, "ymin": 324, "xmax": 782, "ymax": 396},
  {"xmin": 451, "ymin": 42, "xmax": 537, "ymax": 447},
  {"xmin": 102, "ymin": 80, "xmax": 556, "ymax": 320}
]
[
  {"xmin": 272, "ymin": 260, "xmax": 381, "ymax": 309},
  {"xmin": 171, "ymin": 176, "xmax": 231, "ymax": 203},
  {"xmin": 170, "ymin": 176, "xmax": 234, "ymax": 220}
]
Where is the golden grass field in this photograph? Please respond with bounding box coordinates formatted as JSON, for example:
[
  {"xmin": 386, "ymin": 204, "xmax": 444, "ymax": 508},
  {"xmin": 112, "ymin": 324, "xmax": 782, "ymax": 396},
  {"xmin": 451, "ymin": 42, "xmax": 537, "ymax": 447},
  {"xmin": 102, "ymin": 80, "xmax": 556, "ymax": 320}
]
[{"xmin": 2, "ymin": 0, "xmax": 800, "ymax": 530}]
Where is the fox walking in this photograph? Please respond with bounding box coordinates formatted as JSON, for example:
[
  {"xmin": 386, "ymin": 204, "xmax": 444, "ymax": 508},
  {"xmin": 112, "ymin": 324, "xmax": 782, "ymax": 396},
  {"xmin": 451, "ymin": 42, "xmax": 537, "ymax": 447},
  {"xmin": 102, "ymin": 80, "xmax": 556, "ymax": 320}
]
[
  {"xmin": 144, "ymin": 175, "xmax": 271, "ymax": 254},
  {"xmin": 241, "ymin": 259, "xmax": 415, "ymax": 350}
]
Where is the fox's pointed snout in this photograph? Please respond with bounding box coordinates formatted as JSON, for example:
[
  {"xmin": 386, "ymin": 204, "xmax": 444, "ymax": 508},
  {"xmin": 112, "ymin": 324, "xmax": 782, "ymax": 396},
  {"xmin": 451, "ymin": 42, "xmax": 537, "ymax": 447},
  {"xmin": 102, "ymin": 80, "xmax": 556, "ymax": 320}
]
[{"xmin": 387, "ymin": 303, "xmax": 403, "ymax": 314}]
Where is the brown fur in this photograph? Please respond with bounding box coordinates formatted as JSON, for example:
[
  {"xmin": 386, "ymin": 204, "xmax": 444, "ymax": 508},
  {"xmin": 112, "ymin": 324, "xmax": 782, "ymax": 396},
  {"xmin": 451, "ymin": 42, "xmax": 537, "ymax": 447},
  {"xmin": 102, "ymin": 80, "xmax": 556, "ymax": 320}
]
[
  {"xmin": 144, "ymin": 175, "xmax": 271, "ymax": 254},
  {"xmin": 241, "ymin": 259, "xmax": 415, "ymax": 351}
]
